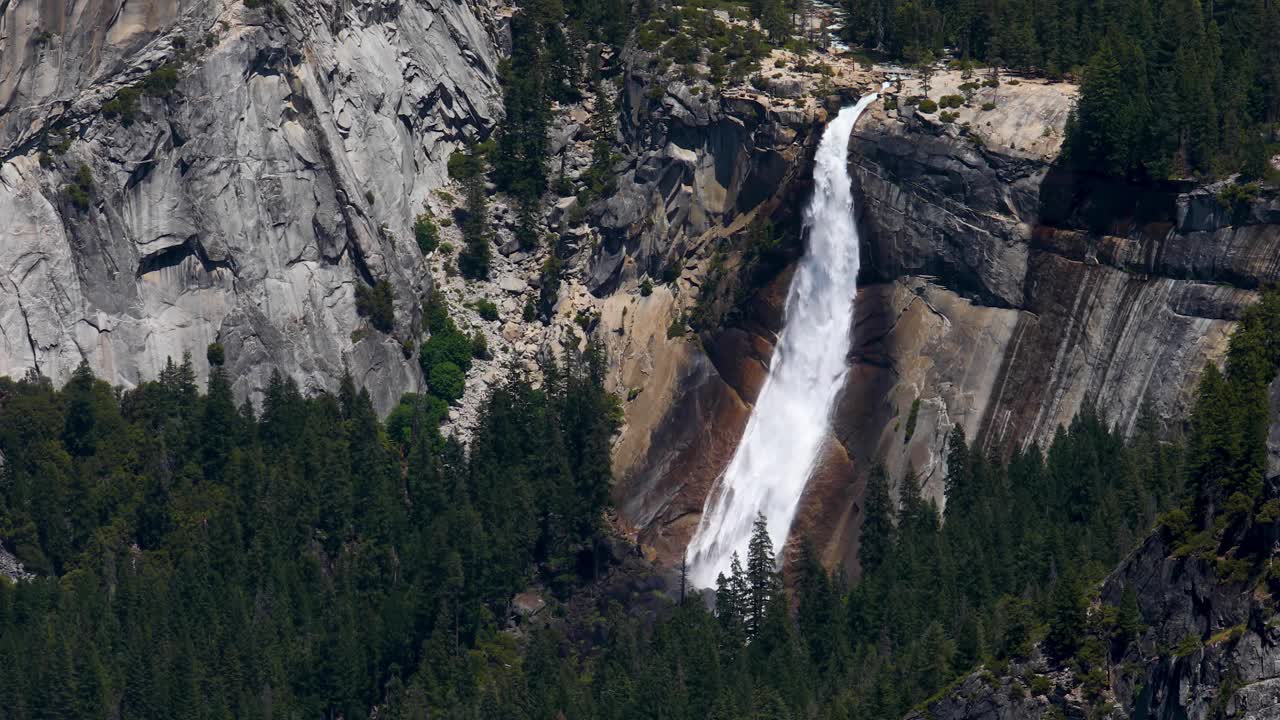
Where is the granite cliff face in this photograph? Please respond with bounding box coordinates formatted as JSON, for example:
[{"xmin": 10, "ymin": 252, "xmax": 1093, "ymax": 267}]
[
  {"xmin": 825, "ymin": 72, "xmax": 1275, "ymax": 568},
  {"xmin": 609, "ymin": 67, "xmax": 1280, "ymax": 574},
  {"xmin": 0, "ymin": 0, "xmax": 502, "ymax": 413}
]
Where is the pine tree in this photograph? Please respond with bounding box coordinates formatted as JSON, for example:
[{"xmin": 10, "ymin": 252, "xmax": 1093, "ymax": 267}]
[
  {"xmin": 746, "ymin": 513, "xmax": 779, "ymax": 640},
  {"xmin": 943, "ymin": 424, "xmax": 971, "ymax": 521},
  {"xmin": 1066, "ymin": 39, "xmax": 1144, "ymax": 176},
  {"xmin": 1044, "ymin": 573, "xmax": 1086, "ymax": 659},
  {"xmin": 718, "ymin": 552, "xmax": 750, "ymax": 648},
  {"xmin": 860, "ymin": 462, "xmax": 894, "ymax": 575},
  {"xmin": 457, "ymin": 150, "xmax": 492, "ymax": 280},
  {"xmin": 585, "ymin": 83, "xmax": 620, "ymax": 198}
]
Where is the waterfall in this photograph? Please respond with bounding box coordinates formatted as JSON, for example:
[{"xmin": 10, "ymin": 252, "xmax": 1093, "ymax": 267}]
[{"xmin": 685, "ymin": 93, "xmax": 880, "ymax": 588}]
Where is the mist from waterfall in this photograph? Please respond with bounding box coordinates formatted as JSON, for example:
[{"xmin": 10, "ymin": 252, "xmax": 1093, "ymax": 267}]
[{"xmin": 685, "ymin": 93, "xmax": 879, "ymax": 588}]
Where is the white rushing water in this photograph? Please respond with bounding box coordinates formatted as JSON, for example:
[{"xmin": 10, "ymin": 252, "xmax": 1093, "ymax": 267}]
[{"xmin": 686, "ymin": 92, "xmax": 880, "ymax": 587}]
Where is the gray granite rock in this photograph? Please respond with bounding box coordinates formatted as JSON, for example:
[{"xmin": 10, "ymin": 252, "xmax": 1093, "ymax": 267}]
[{"xmin": 0, "ymin": 0, "xmax": 503, "ymax": 414}]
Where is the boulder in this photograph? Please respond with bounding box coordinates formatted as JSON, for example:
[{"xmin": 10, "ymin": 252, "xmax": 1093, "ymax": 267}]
[{"xmin": 498, "ymin": 276, "xmax": 527, "ymax": 294}]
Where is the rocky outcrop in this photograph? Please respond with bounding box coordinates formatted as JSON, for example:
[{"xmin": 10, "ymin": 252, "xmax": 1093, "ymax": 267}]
[
  {"xmin": 0, "ymin": 0, "xmax": 502, "ymax": 413},
  {"xmin": 0, "ymin": 542, "xmax": 33, "ymax": 582},
  {"xmin": 908, "ymin": 497, "xmax": 1280, "ymax": 720},
  {"xmin": 587, "ymin": 45, "xmax": 854, "ymax": 295}
]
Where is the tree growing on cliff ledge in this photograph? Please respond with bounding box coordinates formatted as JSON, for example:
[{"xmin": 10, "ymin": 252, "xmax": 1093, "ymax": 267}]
[{"xmin": 456, "ymin": 144, "xmax": 492, "ymax": 280}]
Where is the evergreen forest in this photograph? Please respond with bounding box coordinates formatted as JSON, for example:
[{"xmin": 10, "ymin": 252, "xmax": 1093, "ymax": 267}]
[
  {"xmin": 4, "ymin": 286, "xmax": 1280, "ymax": 719},
  {"xmin": 843, "ymin": 0, "xmax": 1280, "ymax": 179},
  {"xmin": 0, "ymin": 342, "xmax": 620, "ymax": 719}
]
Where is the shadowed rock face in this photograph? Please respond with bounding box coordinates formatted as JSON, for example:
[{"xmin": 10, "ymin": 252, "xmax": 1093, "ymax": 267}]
[
  {"xmin": 0, "ymin": 0, "xmax": 502, "ymax": 413},
  {"xmin": 906, "ymin": 495, "xmax": 1280, "ymax": 720}
]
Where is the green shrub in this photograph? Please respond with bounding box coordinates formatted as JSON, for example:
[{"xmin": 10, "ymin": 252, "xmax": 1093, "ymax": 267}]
[
  {"xmin": 940, "ymin": 94, "xmax": 965, "ymax": 108},
  {"xmin": 640, "ymin": 279, "xmax": 653, "ymax": 297},
  {"xmin": 365, "ymin": 190, "xmax": 375, "ymax": 205},
  {"xmin": 64, "ymin": 164, "xmax": 94, "ymax": 211},
  {"xmin": 940, "ymin": 111, "xmax": 959, "ymax": 123},
  {"xmin": 667, "ymin": 315, "xmax": 687, "ymax": 339},
  {"xmin": 1215, "ymin": 556, "xmax": 1251, "ymax": 584},
  {"xmin": 429, "ymin": 361, "xmax": 465, "ymax": 403},
  {"xmin": 354, "ymin": 280, "xmax": 395, "ymax": 333},
  {"xmin": 422, "ymin": 290, "xmax": 452, "ymax": 334},
  {"xmin": 981, "ymin": 101, "xmax": 997, "ymax": 111},
  {"xmin": 917, "ymin": 98, "xmax": 938, "ymax": 113},
  {"xmin": 414, "ymin": 213, "xmax": 439, "ymax": 254},
  {"xmin": 1029, "ymin": 676, "xmax": 1053, "ymax": 697},
  {"xmin": 471, "ymin": 332, "xmax": 490, "ymax": 360},
  {"xmin": 904, "ymin": 397, "xmax": 921, "ymax": 443},
  {"xmin": 474, "ymin": 298, "xmax": 499, "ymax": 322},
  {"xmin": 206, "ymin": 342, "xmax": 226, "ymax": 367},
  {"xmin": 1217, "ymin": 182, "xmax": 1259, "ymax": 209},
  {"xmin": 384, "ymin": 393, "xmax": 448, "ymax": 449},
  {"xmin": 102, "ymin": 87, "xmax": 143, "ymax": 124},
  {"xmin": 1203, "ymin": 622, "xmax": 1244, "ymax": 645},
  {"xmin": 883, "ymin": 95, "xmax": 898, "ymax": 110},
  {"xmin": 142, "ymin": 64, "xmax": 180, "ymax": 96},
  {"xmin": 523, "ymin": 300, "xmax": 537, "ymax": 322},
  {"xmin": 1172, "ymin": 633, "xmax": 1201, "ymax": 657},
  {"xmin": 575, "ymin": 309, "xmax": 598, "ymax": 331},
  {"xmin": 421, "ymin": 330, "xmax": 472, "ymax": 373},
  {"xmin": 1171, "ymin": 529, "xmax": 1214, "ymax": 559},
  {"xmin": 1160, "ymin": 507, "xmax": 1193, "ymax": 544},
  {"xmin": 448, "ymin": 149, "xmax": 480, "ymax": 180}
]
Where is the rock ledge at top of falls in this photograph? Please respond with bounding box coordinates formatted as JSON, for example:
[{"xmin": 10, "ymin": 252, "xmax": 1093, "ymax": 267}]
[
  {"xmin": 0, "ymin": 0, "xmax": 503, "ymax": 414},
  {"xmin": 583, "ymin": 42, "xmax": 879, "ymax": 296}
]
